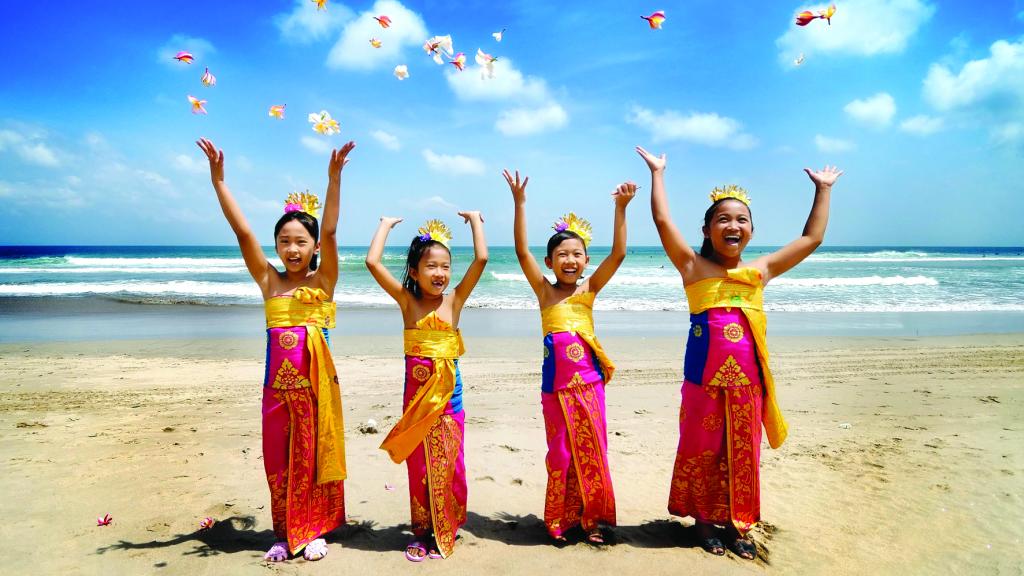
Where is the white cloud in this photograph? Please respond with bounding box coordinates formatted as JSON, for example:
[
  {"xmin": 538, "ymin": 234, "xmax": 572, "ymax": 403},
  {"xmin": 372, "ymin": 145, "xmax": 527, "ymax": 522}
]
[
  {"xmin": 922, "ymin": 38, "xmax": 1024, "ymax": 112},
  {"xmin": 173, "ymin": 153, "xmax": 207, "ymax": 174},
  {"xmin": 371, "ymin": 129, "xmax": 401, "ymax": 150},
  {"xmin": 276, "ymin": 0, "xmax": 352, "ymax": 44},
  {"xmin": 776, "ymin": 0, "xmax": 935, "ymax": 63},
  {"xmin": 899, "ymin": 114, "xmax": 944, "ymax": 135},
  {"xmin": 626, "ymin": 106, "xmax": 758, "ymax": 149},
  {"xmin": 0, "ymin": 129, "xmax": 60, "ymax": 167},
  {"xmin": 992, "ymin": 122, "xmax": 1024, "ymax": 146},
  {"xmin": 422, "ymin": 149, "xmax": 485, "ymax": 176},
  {"xmin": 156, "ymin": 34, "xmax": 216, "ymax": 67},
  {"xmin": 445, "ymin": 58, "xmax": 549, "ymax": 102},
  {"xmin": 325, "ymin": 0, "xmax": 428, "ymax": 71},
  {"xmin": 844, "ymin": 92, "xmax": 896, "ymax": 128},
  {"xmin": 415, "ymin": 195, "xmax": 457, "ymax": 212},
  {"xmin": 300, "ymin": 136, "xmax": 333, "ymax": 154},
  {"xmin": 495, "ymin": 103, "xmax": 569, "ymax": 137},
  {"xmin": 814, "ymin": 134, "xmax": 856, "ymax": 152}
]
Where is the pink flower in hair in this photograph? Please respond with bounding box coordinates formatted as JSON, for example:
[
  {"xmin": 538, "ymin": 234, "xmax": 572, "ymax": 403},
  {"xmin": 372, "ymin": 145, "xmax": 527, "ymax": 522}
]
[{"xmin": 285, "ymin": 203, "xmax": 302, "ymax": 213}]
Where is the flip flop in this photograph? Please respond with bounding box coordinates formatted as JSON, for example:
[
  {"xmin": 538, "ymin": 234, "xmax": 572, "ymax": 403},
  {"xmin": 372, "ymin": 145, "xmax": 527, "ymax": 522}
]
[
  {"xmin": 700, "ymin": 536, "xmax": 726, "ymax": 556},
  {"xmin": 587, "ymin": 530, "xmax": 606, "ymax": 545},
  {"xmin": 303, "ymin": 538, "xmax": 328, "ymax": 561},
  {"xmin": 264, "ymin": 541, "xmax": 289, "ymax": 562},
  {"xmin": 729, "ymin": 537, "xmax": 757, "ymax": 560},
  {"xmin": 427, "ymin": 537, "xmax": 443, "ymax": 559},
  {"xmin": 405, "ymin": 540, "xmax": 427, "ymax": 563}
]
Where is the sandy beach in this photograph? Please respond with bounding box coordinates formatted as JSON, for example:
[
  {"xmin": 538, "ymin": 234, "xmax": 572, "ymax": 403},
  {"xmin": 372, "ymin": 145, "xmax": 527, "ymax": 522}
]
[{"xmin": 1, "ymin": 332, "xmax": 1021, "ymax": 575}]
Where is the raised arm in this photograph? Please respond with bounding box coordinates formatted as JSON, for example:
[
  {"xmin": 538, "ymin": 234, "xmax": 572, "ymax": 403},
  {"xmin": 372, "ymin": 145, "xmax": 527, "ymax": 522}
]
[
  {"xmin": 636, "ymin": 146, "xmax": 696, "ymax": 275},
  {"xmin": 196, "ymin": 138, "xmax": 272, "ymax": 293},
  {"xmin": 365, "ymin": 217, "xmax": 407, "ymax": 304},
  {"xmin": 453, "ymin": 211, "xmax": 489, "ymax": 307},
  {"xmin": 757, "ymin": 165, "xmax": 841, "ymax": 282},
  {"xmin": 587, "ymin": 182, "xmax": 636, "ymax": 294},
  {"xmin": 504, "ymin": 169, "xmax": 547, "ymax": 298},
  {"xmin": 317, "ymin": 141, "xmax": 356, "ymax": 290}
]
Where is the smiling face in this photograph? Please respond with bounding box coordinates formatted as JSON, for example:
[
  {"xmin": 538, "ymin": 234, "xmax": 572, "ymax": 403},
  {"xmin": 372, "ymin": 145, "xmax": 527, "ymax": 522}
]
[
  {"xmin": 409, "ymin": 245, "xmax": 451, "ymax": 298},
  {"xmin": 275, "ymin": 220, "xmax": 319, "ymax": 273},
  {"xmin": 702, "ymin": 199, "xmax": 753, "ymax": 260},
  {"xmin": 544, "ymin": 236, "xmax": 589, "ymax": 285}
]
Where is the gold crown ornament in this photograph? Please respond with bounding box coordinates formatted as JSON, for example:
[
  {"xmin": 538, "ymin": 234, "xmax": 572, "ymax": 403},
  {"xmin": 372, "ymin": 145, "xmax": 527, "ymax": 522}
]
[
  {"xmin": 284, "ymin": 190, "xmax": 322, "ymax": 218},
  {"xmin": 417, "ymin": 219, "xmax": 452, "ymax": 248},
  {"xmin": 552, "ymin": 212, "xmax": 593, "ymax": 247},
  {"xmin": 709, "ymin": 184, "xmax": 751, "ymax": 206}
]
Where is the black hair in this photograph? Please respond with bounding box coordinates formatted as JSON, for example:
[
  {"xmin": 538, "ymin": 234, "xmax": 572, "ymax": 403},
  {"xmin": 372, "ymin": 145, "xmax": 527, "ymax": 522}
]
[
  {"xmin": 401, "ymin": 236, "xmax": 451, "ymax": 299},
  {"xmin": 274, "ymin": 211, "xmax": 320, "ymax": 271},
  {"xmin": 546, "ymin": 230, "xmax": 588, "ymax": 259},
  {"xmin": 699, "ymin": 198, "xmax": 754, "ymax": 262}
]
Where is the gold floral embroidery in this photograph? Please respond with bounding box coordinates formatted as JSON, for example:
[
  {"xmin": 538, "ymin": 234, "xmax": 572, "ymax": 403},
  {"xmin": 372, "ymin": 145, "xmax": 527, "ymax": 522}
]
[
  {"xmin": 278, "ymin": 329, "xmax": 299, "ymax": 350},
  {"xmin": 692, "ymin": 325, "xmax": 703, "ymax": 338},
  {"xmin": 708, "ymin": 355, "xmax": 751, "ymax": 389},
  {"xmin": 544, "ymin": 346, "xmax": 550, "ymax": 358},
  {"xmin": 412, "ymin": 364, "xmax": 431, "ymax": 383},
  {"xmin": 565, "ymin": 342, "xmax": 586, "ymax": 363},
  {"xmin": 567, "ymin": 372, "xmax": 586, "ymax": 388},
  {"xmin": 723, "ymin": 322, "xmax": 744, "ymax": 343},
  {"xmin": 425, "ymin": 415, "xmax": 466, "ymax": 558},
  {"xmin": 272, "ymin": 358, "xmax": 311, "ymax": 390},
  {"xmin": 702, "ymin": 412, "xmax": 723, "ymax": 432}
]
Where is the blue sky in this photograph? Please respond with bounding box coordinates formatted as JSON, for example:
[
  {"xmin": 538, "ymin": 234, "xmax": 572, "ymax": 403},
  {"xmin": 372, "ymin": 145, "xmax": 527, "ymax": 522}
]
[{"xmin": 2, "ymin": 0, "xmax": 1023, "ymax": 247}]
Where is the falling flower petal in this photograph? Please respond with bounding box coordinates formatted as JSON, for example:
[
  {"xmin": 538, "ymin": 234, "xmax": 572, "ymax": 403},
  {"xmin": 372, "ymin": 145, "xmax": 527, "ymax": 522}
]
[
  {"xmin": 819, "ymin": 3, "xmax": 836, "ymax": 24},
  {"xmin": 269, "ymin": 104, "xmax": 286, "ymax": 119},
  {"xmin": 174, "ymin": 51, "xmax": 194, "ymax": 64},
  {"xmin": 374, "ymin": 15, "xmax": 391, "ymax": 28},
  {"xmin": 795, "ymin": 10, "xmax": 816, "ymax": 25},
  {"xmin": 424, "ymin": 35, "xmax": 454, "ymax": 65},
  {"xmin": 492, "ymin": 28, "xmax": 505, "ymax": 42},
  {"xmin": 312, "ymin": 0, "xmax": 327, "ymax": 10},
  {"xmin": 475, "ymin": 48, "xmax": 497, "ymax": 79},
  {"xmin": 794, "ymin": 53, "xmax": 805, "ymax": 66},
  {"xmin": 199, "ymin": 517, "xmax": 215, "ymax": 531},
  {"xmin": 449, "ymin": 52, "xmax": 466, "ymax": 71},
  {"xmin": 394, "ymin": 64, "xmax": 409, "ymax": 80},
  {"xmin": 201, "ymin": 67, "xmax": 216, "ymax": 87},
  {"xmin": 308, "ymin": 110, "xmax": 340, "ymax": 135},
  {"xmin": 385, "ymin": 483, "xmax": 395, "ymax": 491},
  {"xmin": 188, "ymin": 95, "xmax": 207, "ymax": 115},
  {"xmin": 370, "ymin": 37, "xmax": 382, "ymax": 48},
  {"xmin": 97, "ymin": 513, "xmax": 112, "ymax": 526},
  {"xmin": 641, "ymin": 10, "xmax": 666, "ymax": 29}
]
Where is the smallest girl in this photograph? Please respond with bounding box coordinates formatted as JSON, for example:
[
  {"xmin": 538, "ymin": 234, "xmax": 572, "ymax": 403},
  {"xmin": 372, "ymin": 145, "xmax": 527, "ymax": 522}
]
[{"xmin": 364, "ymin": 211, "xmax": 487, "ymax": 561}]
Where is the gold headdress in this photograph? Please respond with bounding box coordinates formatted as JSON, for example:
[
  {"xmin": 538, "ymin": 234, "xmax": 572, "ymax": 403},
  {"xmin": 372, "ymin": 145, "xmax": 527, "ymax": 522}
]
[
  {"xmin": 417, "ymin": 219, "xmax": 452, "ymax": 248},
  {"xmin": 284, "ymin": 190, "xmax": 322, "ymax": 218},
  {"xmin": 552, "ymin": 212, "xmax": 593, "ymax": 247},
  {"xmin": 709, "ymin": 184, "xmax": 751, "ymax": 206}
]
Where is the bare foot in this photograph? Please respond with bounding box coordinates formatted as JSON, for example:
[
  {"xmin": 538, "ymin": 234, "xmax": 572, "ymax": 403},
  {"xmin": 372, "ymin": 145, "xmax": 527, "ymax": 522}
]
[{"xmin": 696, "ymin": 522, "xmax": 724, "ymax": 556}]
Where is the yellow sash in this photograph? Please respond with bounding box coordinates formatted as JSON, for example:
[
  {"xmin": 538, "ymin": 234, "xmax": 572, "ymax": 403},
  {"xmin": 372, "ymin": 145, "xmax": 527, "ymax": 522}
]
[
  {"xmin": 380, "ymin": 313, "xmax": 465, "ymax": 464},
  {"xmin": 540, "ymin": 292, "xmax": 616, "ymax": 383},
  {"xmin": 264, "ymin": 287, "xmax": 346, "ymax": 483},
  {"xmin": 684, "ymin": 267, "xmax": 787, "ymax": 449}
]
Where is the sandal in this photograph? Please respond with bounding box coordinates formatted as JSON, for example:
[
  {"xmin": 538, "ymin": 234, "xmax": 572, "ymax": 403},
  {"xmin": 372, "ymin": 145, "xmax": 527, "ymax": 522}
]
[
  {"xmin": 729, "ymin": 537, "xmax": 757, "ymax": 560},
  {"xmin": 303, "ymin": 538, "xmax": 328, "ymax": 561},
  {"xmin": 264, "ymin": 541, "xmax": 289, "ymax": 562},
  {"xmin": 587, "ymin": 529, "xmax": 606, "ymax": 545},
  {"xmin": 405, "ymin": 540, "xmax": 427, "ymax": 562},
  {"xmin": 700, "ymin": 536, "xmax": 726, "ymax": 556}
]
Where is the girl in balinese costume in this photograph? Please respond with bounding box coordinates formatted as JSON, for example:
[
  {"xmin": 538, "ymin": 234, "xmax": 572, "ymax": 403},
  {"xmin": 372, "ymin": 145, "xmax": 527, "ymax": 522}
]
[
  {"xmin": 636, "ymin": 146, "xmax": 842, "ymax": 560},
  {"xmin": 364, "ymin": 212, "xmax": 487, "ymax": 561},
  {"xmin": 196, "ymin": 138, "xmax": 355, "ymax": 562},
  {"xmin": 503, "ymin": 169, "xmax": 637, "ymax": 545}
]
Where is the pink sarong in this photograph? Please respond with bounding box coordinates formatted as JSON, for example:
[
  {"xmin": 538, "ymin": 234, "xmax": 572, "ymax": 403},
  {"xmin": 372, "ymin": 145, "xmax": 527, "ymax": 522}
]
[
  {"xmin": 541, "ymin": 331, "xmax": 616, "ymax": 538},
  {"xmin": 668, "ymin": 307, "xmax": 763, "ymax": 534},
  {"xmin": 403, "ymin": 355, "xmax": 467, "ymax": 558},
  {"xmin": 262, "ymin": 326, "xmax": 346, "ymax": 554}
]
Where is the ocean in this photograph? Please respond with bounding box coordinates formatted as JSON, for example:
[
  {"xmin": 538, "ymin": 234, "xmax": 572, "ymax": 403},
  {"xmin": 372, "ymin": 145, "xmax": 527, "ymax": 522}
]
[{"xmin": 1, "ymin": 245, "xmax": 1023, "ymax": 341}]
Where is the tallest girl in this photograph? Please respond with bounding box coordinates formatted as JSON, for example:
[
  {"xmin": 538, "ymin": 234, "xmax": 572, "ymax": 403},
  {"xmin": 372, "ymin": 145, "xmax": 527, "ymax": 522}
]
[{"xmin": 637, "ymin": 146, "xmax": 842, "ymax": 560}]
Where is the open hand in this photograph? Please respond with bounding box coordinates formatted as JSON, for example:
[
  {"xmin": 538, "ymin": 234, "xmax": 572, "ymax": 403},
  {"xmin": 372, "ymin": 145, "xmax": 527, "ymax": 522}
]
[
  {"xmin": 804, "ymin": 165, "xmax": 844, "ymax": 188},
  {"xmin": 458, "ymin": 210, "xmax": 484, "ymax": 224},
  {"xmin": 329, "ymin": 141, "xmax": 356, "ymax": 179},
  {"xmin": 502, "ymin": 169, "xmax": 529, "ymax": 205},
  {"xmin": 195, "ymin": 137, "xmax": 224, "ymax": 183},
  {"xmin": 380, "ymin": 216, "xmax": 403, "ymax": 229},
  {"xmin": 635, "ymin": 146, "xmax": 666, "ymax": 173},
  {"xmin": 612, "ymin": 182, "xmax": 637, "ymax": 207}
]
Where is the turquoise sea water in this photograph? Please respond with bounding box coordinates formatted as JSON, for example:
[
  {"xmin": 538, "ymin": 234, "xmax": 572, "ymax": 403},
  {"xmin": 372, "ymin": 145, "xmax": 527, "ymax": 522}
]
[{"xmin": 1, "ymin": 245, "xmax": 1022, "ymax": 313}]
